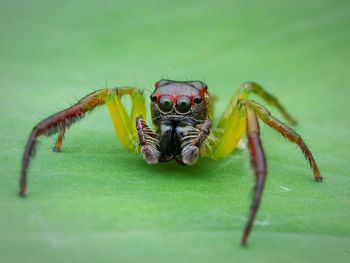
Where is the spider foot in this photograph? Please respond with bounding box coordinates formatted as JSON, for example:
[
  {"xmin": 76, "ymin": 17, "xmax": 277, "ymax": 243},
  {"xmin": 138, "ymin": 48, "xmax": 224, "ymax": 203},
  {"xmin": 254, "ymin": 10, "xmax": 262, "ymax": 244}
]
[
  {"xmin": 181, "ymin": 145, "xmax": 199, "ymax": 165},
  {"xmin": 315, "ymin": 176, "xmax": 323, "ymax": 182},
  {"xmin": 52, "ymin": 146, "xmax": 61, "ymax": 152},
  {"xmin": 19, "ymin": 191, "xmax": 27, "ymax": 197}
]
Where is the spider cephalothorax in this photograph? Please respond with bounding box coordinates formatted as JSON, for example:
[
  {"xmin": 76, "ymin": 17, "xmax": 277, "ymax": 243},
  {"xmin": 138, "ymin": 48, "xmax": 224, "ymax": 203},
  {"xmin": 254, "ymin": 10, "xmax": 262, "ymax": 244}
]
[
  {"xmin": 141, "ymin": 80, "xmax": 211, "ymax": 164},
  {"xmin": 150, "ymin": 79, "xmax": 209, "ymax": 121},
  {"xmin": 19, "ymin": 79, "xmax": 322, "ymax": 245}
]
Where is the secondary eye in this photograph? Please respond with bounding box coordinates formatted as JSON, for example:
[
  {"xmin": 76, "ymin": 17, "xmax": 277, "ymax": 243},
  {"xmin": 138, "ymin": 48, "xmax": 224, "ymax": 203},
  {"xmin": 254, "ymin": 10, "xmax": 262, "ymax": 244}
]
[
  {"xmin": 176, "ymin": 96, "xmax": 191, "ymax": 113},
  {"xmin": 194, "ymin": 95, "xmax": 202, "ymax": 103},
  {"xmin": 158, "ymin": 96, "xmax": 173, "ymax": 112},
  {"xmin": 150, "ymin": 94, "xmax": 157, "ymax": 102}
]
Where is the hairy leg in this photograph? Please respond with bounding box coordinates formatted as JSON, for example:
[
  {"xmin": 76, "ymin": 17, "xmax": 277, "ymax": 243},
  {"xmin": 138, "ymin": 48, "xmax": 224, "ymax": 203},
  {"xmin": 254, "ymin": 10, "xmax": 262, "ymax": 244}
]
[
  {"xmin": 20, "ymin": 87, "xmax": 145, "ymax": 196},
  {"xmin": 53, "ymin": 128, "xmax": 66, "ymax": 152},
  {"xmin": 211, "ymin": 97, "xmax": 321, "ymax": 244},
  {"xmin": 210, "ymin": 101, "xmax": 267, "ymax": 244},
  {"xmin": 20, "ymin": 89, "xmax": 112, "ymax": 195},
  {"xmin": 247, "ymin": 100, "xmax": 322, "ymax": 181},
  {"xmin": 53, "ymin": 87, "xmax": 146, "ymax": 152},
  {"xmin": 217, "ymin": 82, "xmax": 297, "ymax": 132},
  {"xmin": 241, "ymin": 108, "xmax": 267, "ymax": 245},
  {"xmin": 240, "ymin": 100, "xmax": 322, "ymax": 243}
]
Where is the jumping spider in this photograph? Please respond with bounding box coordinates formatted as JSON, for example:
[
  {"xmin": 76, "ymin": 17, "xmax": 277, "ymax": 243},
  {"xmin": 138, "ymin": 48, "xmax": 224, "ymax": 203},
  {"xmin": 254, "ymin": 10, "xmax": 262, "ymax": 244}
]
[{"xmin": 19, "ymin": 79, "xmax": 322, "ymax": 245}]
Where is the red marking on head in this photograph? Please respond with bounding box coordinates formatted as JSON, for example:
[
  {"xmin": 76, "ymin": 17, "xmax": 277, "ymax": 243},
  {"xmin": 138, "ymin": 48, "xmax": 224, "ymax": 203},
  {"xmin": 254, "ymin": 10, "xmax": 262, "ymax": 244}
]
[
  {"xmin": 199, "ymin": 86, "xmax": 208, "ymax": 97},
  {"xmin": 151, "ymin": 81, "xmax": 208, "ymax": 105},
  {"xmin": 152, "ymin": 92, "xmax": 207, "ymax": 107},
  {"xmin": 152, "ymin": 92, "xmax": 160, "ymax": 102},
  {"xmin": 154, "ymin": 81, "xmax": 159, "ymax": 89}
]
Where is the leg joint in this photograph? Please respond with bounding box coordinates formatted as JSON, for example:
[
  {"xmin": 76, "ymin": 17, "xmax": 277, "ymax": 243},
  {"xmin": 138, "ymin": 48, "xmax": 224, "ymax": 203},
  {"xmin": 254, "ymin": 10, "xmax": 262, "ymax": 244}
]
[{"xmin": 241, "ymin": 81, "xmax": 258, "ymax": 92}]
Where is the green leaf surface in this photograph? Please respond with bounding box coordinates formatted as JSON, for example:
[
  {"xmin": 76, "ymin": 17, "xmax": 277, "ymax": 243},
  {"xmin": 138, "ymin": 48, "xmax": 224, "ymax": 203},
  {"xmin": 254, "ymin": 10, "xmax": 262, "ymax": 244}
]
[{"xmin": 0, "ymin": 0, "xmax": 349, "ymax": 262}]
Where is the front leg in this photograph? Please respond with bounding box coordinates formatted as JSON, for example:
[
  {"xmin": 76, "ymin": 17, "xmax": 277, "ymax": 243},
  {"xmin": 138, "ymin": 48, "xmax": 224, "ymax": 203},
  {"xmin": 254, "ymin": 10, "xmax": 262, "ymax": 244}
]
[
  {"xmin": 176, "ymin": 119, "xmax": 212, "ymax": 165},
  {"xmin": 241, "ymin": 108, "xmax": 267, "ymax": 245}
]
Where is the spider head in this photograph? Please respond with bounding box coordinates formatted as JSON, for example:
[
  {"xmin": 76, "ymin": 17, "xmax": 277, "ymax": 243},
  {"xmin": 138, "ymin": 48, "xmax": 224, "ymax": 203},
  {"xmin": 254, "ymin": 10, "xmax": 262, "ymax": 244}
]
[{"xmin": 150, "ymin": 79, "xmax": 209, "ymax": 123}]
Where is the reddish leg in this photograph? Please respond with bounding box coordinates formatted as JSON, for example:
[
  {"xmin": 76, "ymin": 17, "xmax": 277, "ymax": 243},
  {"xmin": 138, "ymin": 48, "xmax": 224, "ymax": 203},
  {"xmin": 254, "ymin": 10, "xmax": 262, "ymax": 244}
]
[
  {"xmin": 247, "ymin": 100, "xmax": 322, "ymax": 182},
  {"xmin": 53, "ymin": 128, "xmax": 66, "ymax": 152},
  {"xmin": 20, "ymin": 89, "xmax": 111, "ymax": 196},
  {"xmin": 241, "ymin": 109, "xmax": 267, "ymax": 245}
]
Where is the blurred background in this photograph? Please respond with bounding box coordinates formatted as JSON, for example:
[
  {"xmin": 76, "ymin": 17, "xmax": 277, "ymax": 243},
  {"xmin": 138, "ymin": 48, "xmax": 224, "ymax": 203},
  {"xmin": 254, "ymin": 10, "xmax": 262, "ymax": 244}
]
[{"xmin": 0, "ymin": 0, "xmax": 349, "ymax": 262}]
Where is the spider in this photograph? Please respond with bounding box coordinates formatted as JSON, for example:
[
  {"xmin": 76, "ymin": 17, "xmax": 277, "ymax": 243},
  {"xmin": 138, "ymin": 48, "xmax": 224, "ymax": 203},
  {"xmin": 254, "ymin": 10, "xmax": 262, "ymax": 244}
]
[{"xmin": 19, "ymin": 79, "xmax": 322, "ymax": 245}]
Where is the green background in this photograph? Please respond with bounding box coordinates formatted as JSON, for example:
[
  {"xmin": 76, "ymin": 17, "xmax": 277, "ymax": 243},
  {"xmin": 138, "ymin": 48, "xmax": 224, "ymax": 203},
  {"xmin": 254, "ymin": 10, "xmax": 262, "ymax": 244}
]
[{"xmin": 1, "ymin": 0, "xmax": 349, "ymax": 262}]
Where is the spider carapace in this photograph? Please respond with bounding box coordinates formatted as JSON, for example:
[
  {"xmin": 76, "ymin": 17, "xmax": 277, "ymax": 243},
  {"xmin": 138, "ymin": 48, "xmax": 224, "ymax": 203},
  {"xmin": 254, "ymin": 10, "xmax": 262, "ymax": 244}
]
[{"xmin": 19, "ymin": 79, "xmax": 322, "ymax": 245}]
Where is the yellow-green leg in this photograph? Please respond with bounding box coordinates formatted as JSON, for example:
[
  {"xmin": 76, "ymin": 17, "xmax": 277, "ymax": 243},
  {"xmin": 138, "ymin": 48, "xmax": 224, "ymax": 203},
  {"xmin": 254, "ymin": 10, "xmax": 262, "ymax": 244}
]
[
  {"xmin": 217, "ymin": 82, "xmax": 296, "ymax": 130},
  {"xmin": 210, "ymin": 101, "xmax": 247, "ymax": 159},
  {"xmin": 246, "ymin": 100, "xmax": 322, "ymax": 181},
  {"xmin": 211, "ymin": 82, "xmax": 297, "ymax": 159},
  {"xmin": 104, "ymin": 87, "xmax": 146, "ymax": 151},
  {"xmin": 52, "ymin": 87, "xmax": 146, "ymax": 152}
]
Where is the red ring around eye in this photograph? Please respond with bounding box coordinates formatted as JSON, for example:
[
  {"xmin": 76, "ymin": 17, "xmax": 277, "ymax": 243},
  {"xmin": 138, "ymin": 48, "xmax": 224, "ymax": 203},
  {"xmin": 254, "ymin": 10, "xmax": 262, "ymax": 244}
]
[
  {"xmin": 154, "ymin": 81, "xmax": 159, "ymax": 89},
  {"xmin": 194, "ymin": 95, "xmax": 202, "ymax": 104}
]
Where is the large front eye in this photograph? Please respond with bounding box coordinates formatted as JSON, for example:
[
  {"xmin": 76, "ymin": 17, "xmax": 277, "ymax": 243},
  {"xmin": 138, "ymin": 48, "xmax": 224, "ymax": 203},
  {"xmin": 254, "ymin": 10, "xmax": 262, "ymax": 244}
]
[
  {"xmin": 158, "ymin": 96, "xmax": 173, "ymax": 112},
  {"xmin": 176, "ymin": 96, "xmax": 191, "ymax": 113}
]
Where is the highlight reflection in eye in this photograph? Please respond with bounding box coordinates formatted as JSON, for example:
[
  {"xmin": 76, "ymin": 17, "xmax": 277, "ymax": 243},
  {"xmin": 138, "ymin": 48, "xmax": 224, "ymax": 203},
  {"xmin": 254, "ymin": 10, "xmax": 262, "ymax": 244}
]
[
  {"xmin": 175, "ymin": 96, "xmax": 191, "ymax": 113},
  {"xmin": 158, "ymin": 96, "xmax": 173, "ymax": 112}
]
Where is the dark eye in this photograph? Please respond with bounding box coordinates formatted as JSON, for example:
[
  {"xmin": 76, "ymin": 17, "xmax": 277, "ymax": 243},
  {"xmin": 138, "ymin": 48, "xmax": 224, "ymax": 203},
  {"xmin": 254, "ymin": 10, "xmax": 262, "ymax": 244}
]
[
  {"xmin": 150, "ymin": 94, "xmax": 157, "ymax": 102},
  {"xmin": 158, "ymin": 96, "xmax": 173, "ymax": 112},
  {"xmin": 176, "ymin": 96, "xmax": 191, "ymax": 113},
  {"xmin": 194, "ymin": 95, "xmax": 202, "ymax": 104}
]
